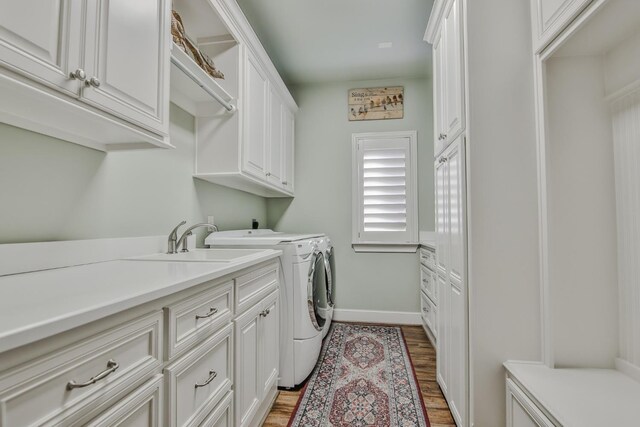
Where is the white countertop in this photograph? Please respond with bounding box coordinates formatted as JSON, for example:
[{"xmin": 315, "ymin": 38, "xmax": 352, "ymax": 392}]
[
  {"xmin": 0, "ymin": 249, "xmax": 280, "ymax": 354},
  {"xmin": 419, "ymin": 231, "xmax": 436, "ymax": 249},
  {"xmin": 504, "ymin": 361, "xmax": 640, "ymax": 426}
]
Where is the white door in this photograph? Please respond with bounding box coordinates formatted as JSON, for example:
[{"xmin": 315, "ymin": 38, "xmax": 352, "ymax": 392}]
[
  {"xmin": 0, "ymin": 0, "xmax": 82, "ymax": 96},
  {"xmin": 449, "ymin": 280, "xmax": 466, "ymax": 426},
  {"xmin": 443, "ymin": 0, "xmax": 464, "ymax": 143},
  {"xmin": 436, "ymin": 273, "xmax": 449, "ymax": 397},
  {"xmin": 433, "ymin": 29, "xmax": 446, "ymax": 156},
  {"xmin": 81, "ymin": 0, "xmax": 169, "ymax": 134},
  {"xmin": 259, "ymin": 292, "xmax": 279, "ymax": 398},
  {"xmin": 234, "ymin": 305, "xmax": 261, "ymax": 427},
  {"xmin": 281, "ymin": 107, "xmax": 295, "ymax": 193},
  {"xmin": 267, "ymin": 86, "xmax": 284, "ymax": 188},
  {"xmin": 243, "ymin": 50, "xmax": 269, "ymax": 180},
  {"xmin": 446, "ymin": 137, "xmax": 465, "ymax": 285}
]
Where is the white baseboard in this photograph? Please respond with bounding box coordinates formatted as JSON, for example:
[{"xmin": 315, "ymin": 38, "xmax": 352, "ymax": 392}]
[{"xmin": 333, "ymin": 308, "xmax": 422, "ymax": 325}]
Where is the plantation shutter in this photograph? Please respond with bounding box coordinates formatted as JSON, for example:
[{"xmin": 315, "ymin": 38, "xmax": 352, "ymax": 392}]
[{"xmin": 352, "ymin": 132, "xmax": 418, "ymax": 249}]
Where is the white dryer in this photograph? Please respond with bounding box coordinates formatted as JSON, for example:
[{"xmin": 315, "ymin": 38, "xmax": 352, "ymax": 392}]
[{"xmin": 205, "ymin": 229, "xmax": 331, "ymax": 388}]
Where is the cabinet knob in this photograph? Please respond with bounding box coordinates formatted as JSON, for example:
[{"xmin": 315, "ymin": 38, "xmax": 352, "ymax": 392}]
[
  {"xmin": 282, "ymin": 181, "xmax": 287, "ymax": 185},
  {"xmin": 87, "ymin": 77, "xmax": 101, "ymax": 88},
  {"xmin": 69, "ymin": 68, "xmax": 86, "ymax": 81},
  {"xmin": 266, "ymin": 172, "xmax": 271, "ymax": 177}
]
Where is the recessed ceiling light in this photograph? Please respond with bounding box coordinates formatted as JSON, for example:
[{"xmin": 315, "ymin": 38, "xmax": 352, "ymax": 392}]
[{"xmin": 378, "ymin": 42, "xmax": 393, "ymax": 49}]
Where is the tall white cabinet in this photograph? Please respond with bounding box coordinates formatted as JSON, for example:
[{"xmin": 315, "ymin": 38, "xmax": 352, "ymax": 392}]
[{"xmin": 426, "ymin": 0, "xmax": 469, "ymax": 425}]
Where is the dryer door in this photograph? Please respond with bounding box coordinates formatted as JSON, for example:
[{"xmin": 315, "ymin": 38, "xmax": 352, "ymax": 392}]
[
  {"xmin": 325, "ymin": 245, "xmax": 336, "ymax": 307},
  {"xmin": 307, "ymin": 250, "xmax": 328, "ymax": 331}
]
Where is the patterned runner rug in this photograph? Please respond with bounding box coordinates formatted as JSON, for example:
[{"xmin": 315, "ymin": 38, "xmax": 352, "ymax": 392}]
[{"xmin": 288, "ymin": 323, "xmax": 430, "ymax": 427}]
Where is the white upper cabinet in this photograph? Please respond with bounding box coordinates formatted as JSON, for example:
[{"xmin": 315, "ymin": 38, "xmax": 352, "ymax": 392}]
[
  {"xmin": 82, "ymin": 0, "xmax": 169, "ymax": 135},
  {"xmin": 0, "ymin": 0, "xmax": 82, "ymax": 96},
  {"xmin": 0, "ymin": 0, "xmax": 171, "ymax": 151},
  {"xmin": 443, "ymin": 0, "xmax": 464, "ymax": 144},
  {"xmin": 267, "ymin": 85, "xmax": 285, "ymax": 188},
  {"xmin": 243, "ymin": 49, "xmax": 269, "ymax": 180},
  {"xmin": 433, "ymin": 31, "xmax": 447, "ymax": 156},
  {"xmin": 188, "ymin": 0, "xmax": 298, "ymax": 198},
  {"xmin": 430, "ymin": 0, "xmax": 465, "ymax": 157},
  {"xmin": 282, "ymin": 107, "xmax": 295, "ymax": 193},
  {"xmin": 531, "ymin": 0, "xmax": 593, "ymax": 52}
]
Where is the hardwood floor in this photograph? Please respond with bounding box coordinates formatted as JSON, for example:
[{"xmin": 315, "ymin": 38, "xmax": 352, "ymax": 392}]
[{"xmin": 262, "ymin": 324, "xmax": 456, "ymax": 427}]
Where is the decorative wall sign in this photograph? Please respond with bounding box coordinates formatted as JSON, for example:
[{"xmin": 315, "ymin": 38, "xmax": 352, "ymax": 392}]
[{"xmin": 348, "ymin": 86, "xmax": 404, "ymax": 121}]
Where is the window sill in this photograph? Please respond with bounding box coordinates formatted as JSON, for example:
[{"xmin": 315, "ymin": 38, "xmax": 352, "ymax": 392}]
[{"xmin": 352, "ymin": 243, "xmax": 419, "ymax": 253}]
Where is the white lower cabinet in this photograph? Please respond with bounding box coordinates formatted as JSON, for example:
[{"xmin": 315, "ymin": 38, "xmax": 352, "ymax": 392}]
[
  {"xmin": 234, "ymin": 289, "xmax": 279, "ymax": 427},
  {"xmin": 85, "ymin": 374, "xmax": 164, "ymax": 427},
  {"xmin": 419, "ymin": 245, "xmax": 438, "ymax": 343},
  {"xmin": 0, "ymin": 312, "xmax": 163, "ymax": 427},
  {"xmin": 506, "ymin": 379, "xmax": 555, "ymax": 427},
  {"xmin": 164, "ymin": 325, "xmax": 233, "ymax": 427},
  {"xmin": 0, "ymin": 259, "xmax": 280, "ymax": 427}
]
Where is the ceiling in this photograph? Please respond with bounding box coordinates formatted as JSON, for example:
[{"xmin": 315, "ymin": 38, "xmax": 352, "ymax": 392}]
[{"xmin": 236, "ymin": 0, "xmax": 434, "ymax": 85}]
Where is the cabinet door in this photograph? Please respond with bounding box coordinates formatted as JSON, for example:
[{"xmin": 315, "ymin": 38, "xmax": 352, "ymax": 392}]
[
  {"xmin": 267, "ymin": 86, "xmax": 284, "ymax": 188},
  {"xmin": 531, "ymin": 0, "xmax": 592, "ymax": 51},
  {"xmin": 234, "ymin": 305, "xmax": 261, "ymax": 427},
  {"xmin": 442, "ymin": 0, "xmax": 464, "ymax": 144},
  {"xmin": 448, "ymin": 281, "xmax": 466, "ymax": 426},
  {"xmin": 259, "ymin": 291, "xmax": 279, "ymax": 398},
  {"xmin": 433, "ymin": 30, "xmax": 446, "ymax": 157},
  {"xmin": 81, "ymin": 0, "xmax": 170, "ymax": 134},
  {"xmin": 436, "ymin": 274, "xmax": 449, "ymax": 397},
  {"xmin": 435, "ymin": 156, "xmax": 449, "ymax": 276},
  {"xmin": 446, "ymin": 137, "xmax": 466, "ymax": 286},
  {"xmin": 243, "ymin": 50, "xmax": 269, "ymax": 180},
  {"xmin": 281, "ymin": 107, "xmax": 295, "ymax": 193},
  {"xmin": 0, "ymin": 0, "xmax": 82, "ymax": 96},
  {"xmin": 506, "ymin": 379, "xmax": 555, "ymax": 427}
]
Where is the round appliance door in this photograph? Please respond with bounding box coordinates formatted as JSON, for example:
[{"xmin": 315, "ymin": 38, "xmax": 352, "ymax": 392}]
[
  {"xmin": 325, "ymin": 245, "xmax": 335, "ymax": 307},
  {"xmin": 307, "ymin": 250, "xmax": 328, "ymax": 331}
]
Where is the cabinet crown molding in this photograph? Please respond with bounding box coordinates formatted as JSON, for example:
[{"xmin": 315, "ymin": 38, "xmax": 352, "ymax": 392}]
[{"xmin": 424, "ymin": 0, "xmax": 448, "ymax": 43}]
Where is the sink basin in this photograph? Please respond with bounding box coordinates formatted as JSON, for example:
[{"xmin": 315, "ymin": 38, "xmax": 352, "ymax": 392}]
[{"xmin": 128, "ymin": 248, "xmax": 265, "ymax": 263}]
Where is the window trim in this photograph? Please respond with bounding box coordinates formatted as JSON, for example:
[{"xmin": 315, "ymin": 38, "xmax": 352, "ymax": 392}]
[{"xmin": 351, "ymin": 130, "xmax": 419, "ymax": 253}]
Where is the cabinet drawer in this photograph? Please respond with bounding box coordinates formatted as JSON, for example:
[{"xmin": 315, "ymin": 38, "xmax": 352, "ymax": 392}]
[
  {"xmin": 199, "ymin": 391, "xmax": 233, "ymax": 427},
  {"xmin": 235, "ymin": 262, "xmax": 279, "ymax": 315},
  {"xmin": 165, "ymin": 324, "xmax": 233, "ymax": 427},
  {"xmin": 84, "ymin": 374, "xmax": 163, "ymax": 427},
  {"xmin": 420, "ymin": 247, "xmax": 436, "ymax": 270},
  {"xmin": 165, "ymin": 281, "xmax": 233, "ymax": 361},
  {"xmin": 421, "ymin": 291, "xmax": 437, "ymax": 339},
  {"xmin": 420, "ymin": 265, "xmax": 437, "ymax": 304},
  {"xmin": 0, "ymin": 311, "xmax": 162, "ymax": 427}
]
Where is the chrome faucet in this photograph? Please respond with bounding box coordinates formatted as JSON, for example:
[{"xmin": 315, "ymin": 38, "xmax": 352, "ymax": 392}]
[
  {"xmin": 167, "ymin": 220, "xmax": 186, "ymax": 254},
  {"xmin": 176, "ymin": 223, "xmax": 218, "ymax": 253}
]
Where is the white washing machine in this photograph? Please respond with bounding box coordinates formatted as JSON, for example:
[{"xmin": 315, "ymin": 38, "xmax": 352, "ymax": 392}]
[{"xmin": 205, "ymin": 229, "xmax": 332, "ymax": 388}]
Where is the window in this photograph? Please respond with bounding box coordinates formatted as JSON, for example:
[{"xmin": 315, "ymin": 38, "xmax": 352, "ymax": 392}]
[{"xmin": 352, "ymin": 131, "xmax": 418, "ymax": 252}]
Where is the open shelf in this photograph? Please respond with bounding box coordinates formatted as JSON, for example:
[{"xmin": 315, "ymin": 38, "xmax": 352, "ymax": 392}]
[
  {"xmin": 170, "ymin": 0, "xmax": 241, "ymax": 117},
  {"xmin": 170, "ymin": 43, "xmax": 235, "ymax": 116}
]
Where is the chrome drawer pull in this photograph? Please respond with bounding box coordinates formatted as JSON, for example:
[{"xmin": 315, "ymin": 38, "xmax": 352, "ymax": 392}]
[
  {"xmin": 195, "ymin": 307, "xmax": 218, "ymax": 320},
  {"xmin": 195, "ymin": 370, "xmax": 217, "ymax": 388},
  {"xmin": 67, "ymin": 359, "xmax": 119, "ymax": 390}
]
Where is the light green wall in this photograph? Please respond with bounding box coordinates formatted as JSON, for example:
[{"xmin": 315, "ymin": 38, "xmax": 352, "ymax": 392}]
[
  {"xmin": 268, "ymin": 77, "xmax": 434, "ymax": 313},
  {"xmin": 0, "ymin": 104, "xmax": 267, "ymax": 244}
]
